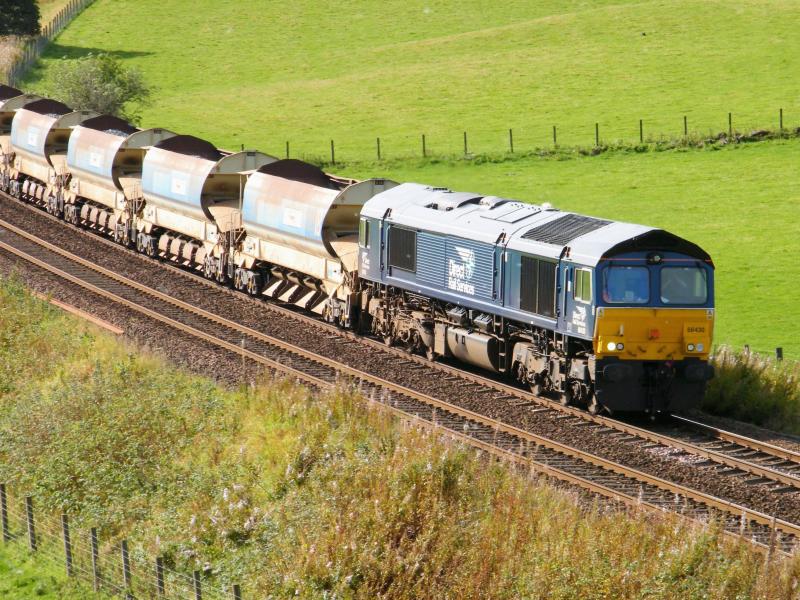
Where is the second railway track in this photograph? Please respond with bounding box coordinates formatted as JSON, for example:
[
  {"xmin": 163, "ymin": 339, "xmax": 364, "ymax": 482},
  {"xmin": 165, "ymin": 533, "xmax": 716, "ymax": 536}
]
[{"xmin": 2, "ymin": 209, "xmax": 800, "ymax": 554}]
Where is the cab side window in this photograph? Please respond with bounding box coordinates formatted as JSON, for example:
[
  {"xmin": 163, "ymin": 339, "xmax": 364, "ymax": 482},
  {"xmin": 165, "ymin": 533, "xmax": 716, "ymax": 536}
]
[
  {"xmin": 358, "ymin": 218, "xmax": 370, "ymax": 248},
  {"xmin": 574, "ymin": 268, "xmax": 592, "ymax": 303}
]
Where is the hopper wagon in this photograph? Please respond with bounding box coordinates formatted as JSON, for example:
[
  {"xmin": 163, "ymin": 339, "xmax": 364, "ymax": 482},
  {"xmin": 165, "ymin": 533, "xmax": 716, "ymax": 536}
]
[{"xmin": 64, "ymin": 114, "xmax": 176, "ymax": 242}]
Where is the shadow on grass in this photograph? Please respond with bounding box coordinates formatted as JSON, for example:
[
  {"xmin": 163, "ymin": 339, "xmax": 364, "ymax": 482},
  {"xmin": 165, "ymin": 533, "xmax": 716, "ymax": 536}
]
[
  {"xmin": 43, "ymin": 42, "xmax": 153, "ymax": 60},
  {"xmin": 22, "ymin": 43, "xmax": 153, "ymax": 85}
]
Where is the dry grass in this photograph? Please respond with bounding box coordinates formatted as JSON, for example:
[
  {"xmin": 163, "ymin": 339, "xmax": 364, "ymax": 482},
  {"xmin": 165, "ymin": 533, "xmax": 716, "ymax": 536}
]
[
  {"xmin": 706, "ymin": 346, "xmax": 800, "ymax": 434},
  {"xmin": 0, "ymin": 36, "xmax": 24, "ymax": 82}
]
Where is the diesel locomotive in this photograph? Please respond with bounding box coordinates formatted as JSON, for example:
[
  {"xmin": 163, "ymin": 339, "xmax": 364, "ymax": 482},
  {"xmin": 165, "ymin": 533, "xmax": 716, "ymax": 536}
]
[{"xmin": 0, "ymin": 84, "xmax": 715, "ymax": 414}]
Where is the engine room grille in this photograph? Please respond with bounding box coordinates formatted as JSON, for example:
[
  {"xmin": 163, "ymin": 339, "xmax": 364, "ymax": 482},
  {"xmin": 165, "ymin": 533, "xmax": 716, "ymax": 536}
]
[
  {"xmin": 520, "ymin": 256, "xmax": 556, "ymax": 318},
  {"xmin": 388, "ymin": 226, "xmax": 417, "ymax": 273},
  {"xmin": 521, "ymin": 214, "xmax": 611, "ymax": 246}
]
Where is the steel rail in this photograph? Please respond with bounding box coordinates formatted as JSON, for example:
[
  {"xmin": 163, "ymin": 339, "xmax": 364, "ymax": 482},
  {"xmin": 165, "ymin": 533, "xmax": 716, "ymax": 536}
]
[
  {"xmin": 1, "ymin": 218, "xmax": 798, "ymax": 554},
  {"xmin": 671, "ymin": 414, "xmax": 800, "ymax": 462},
  {"xmin": 3, "ymin": 192, "xmax": 798, "ymax": 493}
]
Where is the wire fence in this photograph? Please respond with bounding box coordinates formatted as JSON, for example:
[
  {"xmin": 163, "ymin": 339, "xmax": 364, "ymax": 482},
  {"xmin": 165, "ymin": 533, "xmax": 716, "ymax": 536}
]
[
  {"xmin": 270, "ymin": 107, "xmax": 800, "ymax": 166},
  {"xmin": 2, "ymin": 0, "xmax": 96, "ymax": 86},
  {"xmin": 0, "ymin": 483, "xmax": 243, "ymax": 599}
]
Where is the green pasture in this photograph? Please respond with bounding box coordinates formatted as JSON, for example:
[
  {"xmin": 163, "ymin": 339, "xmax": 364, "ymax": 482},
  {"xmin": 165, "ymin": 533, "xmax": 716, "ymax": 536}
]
[
  {"xmin": 345, "ymin": 140, "xmax": 800, "ymax": 357},
  {"xmin": 18, "ymin": 0, "xmax": 800, "ymax": 356},
  {"xmin": 23, "ymin": 0, "xmax": 800, "ymax": 155},
  {"xmin": 0, "ymin": 543, "xmax": 107, "ymax": 599}
]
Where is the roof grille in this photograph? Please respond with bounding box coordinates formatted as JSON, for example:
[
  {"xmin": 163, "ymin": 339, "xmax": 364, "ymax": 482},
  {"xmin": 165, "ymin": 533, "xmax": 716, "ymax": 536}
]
[{"xmin": 521, "ymin": 214, "xmax": 611, "ymax": 246}]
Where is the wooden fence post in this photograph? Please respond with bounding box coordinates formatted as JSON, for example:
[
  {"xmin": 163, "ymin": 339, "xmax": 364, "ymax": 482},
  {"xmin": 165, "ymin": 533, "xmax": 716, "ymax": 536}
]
[
  {"xmin": 639, "ymin": 119, "xmax": 643, "ymax": 143},
  {"xmin": 193, "ymin": 569, "xmax": 203, "ymax": 600},
  {"xmin": 25, "ymin": 496, "xmax": 36, "ymax": 551},
  {"xmin": 62, "ymin": 513, "xmax": 73, "ymax": 576},
  {"xmin": 508, "ymin": 128, "xmax": 514, "ymax": 153},
  {"xmin": 552, "ymin": 125, "xmax": 557, "ymax": 146},
  {"xmin": 285, "ymin": 141, "xmax": 289, "ymax": 159},
  {"xmin": 329, "ymin": 140, "xmax": 335, "ymax": 164},
  {"xmin": 232, "ymin": 583, "xmax": 242, "ymax": 600},
  {"xmin": 684, "ymin": 115, "xmax": 688, "ymax": 137},
  {"xmin": 595, "ymin": 122, "xmax": 599, "ymax": 147},
  {"xmin": 90, "ymin": 527, "xmax": 100, "ymax": 591},
  {"xmin": 728, "ymin": 112, "xmax": 733, "ymax": 138},
  {"xmin": 776, "ymin": 347, "xmax": 783, "ymax": 361},
  {"xmin": 463, "ymin": 131, "xmax": 468, "ymax": 156},
  {"xmin": 422, "ymin": 133, "xmax": 426, "ymax": 157},
  {"xmin": 121, "ymin": 539, "xmax": 133, "ymax": 599},
  {"xmin": 779, "ymin": 108, "xmax": 783, "ymax": 132},
  {"xmin": 0, "ymin": 484, "xmax": 8, "ymax": 543},
  {"xmin": 376, "ymin": 137, "xmax": 381, "ymax": 160},
  {"xmin": 156, "ymin": 556, "xmax": 166, "ymax": 597}
]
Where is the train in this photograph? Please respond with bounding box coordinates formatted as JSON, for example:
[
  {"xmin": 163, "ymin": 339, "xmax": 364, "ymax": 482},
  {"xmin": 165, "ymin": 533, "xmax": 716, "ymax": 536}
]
[{"xmin": 0, "ymin": 84, "xmax": 715, "ymax": 415}]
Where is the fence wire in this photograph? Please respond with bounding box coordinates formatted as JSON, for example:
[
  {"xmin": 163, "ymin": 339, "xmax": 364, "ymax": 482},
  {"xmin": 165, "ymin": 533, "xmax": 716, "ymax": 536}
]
[{"xmin": 1, "ymin": 488, "xmax": 239, "ymax": 599}]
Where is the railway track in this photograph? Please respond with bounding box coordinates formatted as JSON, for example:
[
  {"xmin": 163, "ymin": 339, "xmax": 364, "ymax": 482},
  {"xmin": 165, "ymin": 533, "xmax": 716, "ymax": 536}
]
[
  {"xmin": 7, "ymin": 193, "xmax": 799, "ymax": 498},
  {"xmin": 1, "ymin": 212, "xmax": 798, "ymax": 554}
]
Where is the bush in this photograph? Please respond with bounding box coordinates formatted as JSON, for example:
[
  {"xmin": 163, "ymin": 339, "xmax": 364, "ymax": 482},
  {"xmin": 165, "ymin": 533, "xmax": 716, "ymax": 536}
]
[
  {"xmin": 0, "ymin": 0, "xmax": 40, "ymax": 36},
  {"xmin": 49, "ymin": 53, "xmax": 151, "ymax": 123},
  {"xmin": 705, "ymin": 346, "xmax": 800, "ymax": 433}
]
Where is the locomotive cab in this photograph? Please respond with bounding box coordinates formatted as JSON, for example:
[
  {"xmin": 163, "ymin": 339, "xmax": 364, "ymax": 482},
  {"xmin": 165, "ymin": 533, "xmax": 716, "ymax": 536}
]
[{"xmin": 591, "ymin": 232, "xmax": 715, "ymax": 413}]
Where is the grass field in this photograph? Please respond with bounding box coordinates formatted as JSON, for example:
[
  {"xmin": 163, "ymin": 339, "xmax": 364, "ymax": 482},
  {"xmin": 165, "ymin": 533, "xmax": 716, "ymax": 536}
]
[
  {"xmin": 23, "ymin": 0, "xmax": 800, "ymax": 155},
  {"xmin": 1, "ymin": 276, "xmax": 797, "ymax": 598},
  {"xmin": 18, "ymin": 0, "xmax": 800, "ymax": 357},
  {"xmin": 0, "ymin": 542, "xmax": 107, "ymax": 599}
]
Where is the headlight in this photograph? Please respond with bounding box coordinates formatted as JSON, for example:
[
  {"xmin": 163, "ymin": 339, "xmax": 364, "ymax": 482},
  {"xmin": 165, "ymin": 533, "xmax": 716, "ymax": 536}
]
[
  {"xmin": 616, "ymin": 343, "xmax": 624, "ymax": 351},
  {"xmin": 687, "ymin": 343, "xmax": 696, "ymax": 352},
  {"xmin": 607, "ymin": 342, "xmax": 617, "ymax": 351},
  {"xmin": 696, "ymin": 343, "xmax": 704, "ymax": 352}
]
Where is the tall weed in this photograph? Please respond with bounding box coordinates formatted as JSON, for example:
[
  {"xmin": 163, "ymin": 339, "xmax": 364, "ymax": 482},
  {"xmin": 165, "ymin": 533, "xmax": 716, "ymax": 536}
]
[{"xmin": 705, "ymin": 346, "xmax": 800, "ymax": 434}]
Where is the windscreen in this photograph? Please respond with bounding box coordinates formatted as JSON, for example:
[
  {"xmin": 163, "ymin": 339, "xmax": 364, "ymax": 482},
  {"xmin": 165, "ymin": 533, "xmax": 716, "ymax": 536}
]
[
  {"xmin": 660, "ymin": 266, "xmax": 708, "ymax": 305},
  {"xmin": 602, "ymin": 266, "xmax": 649, "ymax": 304}
]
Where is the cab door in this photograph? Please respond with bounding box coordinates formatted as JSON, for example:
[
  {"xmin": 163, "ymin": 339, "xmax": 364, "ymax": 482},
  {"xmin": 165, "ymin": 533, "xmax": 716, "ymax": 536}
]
[{"xmin": 564, "ymin": 266, "xmax": 594, "ymax": 339}]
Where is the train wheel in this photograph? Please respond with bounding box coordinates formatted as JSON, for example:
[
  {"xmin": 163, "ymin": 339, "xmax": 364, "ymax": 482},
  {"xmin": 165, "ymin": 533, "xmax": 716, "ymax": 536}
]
[
  {"xmin": 203, "ymin": 257, "xmax": 215, "ymax": 280},
  {"xmin": 587, "ymin": 398, "xmax": 601, "ymax": 416},
  {"xmin": 559, "ymin": 386, "xmax": 572, "ymax": 407},
  {"xmin": 246, "ymin": 274, "xmax": 262, "ymax": 296}
]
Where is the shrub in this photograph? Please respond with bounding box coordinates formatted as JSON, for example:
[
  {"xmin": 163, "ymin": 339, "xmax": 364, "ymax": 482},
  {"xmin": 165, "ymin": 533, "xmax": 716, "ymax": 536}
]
[
  {"xmin": 49, "ymin": 53, "xmax": 151, "ymax": 123},
  {"xmin": 0, "ymin": 0, "xmax": 40, "ymax": 36},
  {"xmin": 705, "ymin": 346, "xmax": 800, "ymax": 433}
]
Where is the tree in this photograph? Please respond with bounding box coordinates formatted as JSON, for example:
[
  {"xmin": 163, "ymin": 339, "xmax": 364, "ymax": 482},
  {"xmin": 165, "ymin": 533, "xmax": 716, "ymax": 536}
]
[
  {"xmin": 0, "ymin": 0, "xmax": 41, "ymax": 36},
  {"xmin": 50, "ymin": 53, "xmax": 152, "ymax": 123}
]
